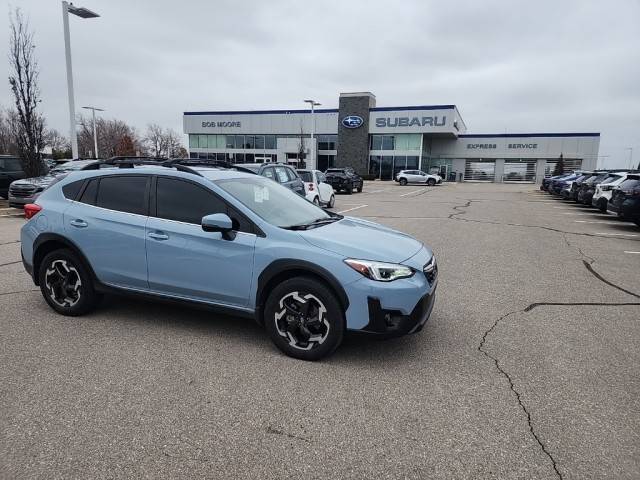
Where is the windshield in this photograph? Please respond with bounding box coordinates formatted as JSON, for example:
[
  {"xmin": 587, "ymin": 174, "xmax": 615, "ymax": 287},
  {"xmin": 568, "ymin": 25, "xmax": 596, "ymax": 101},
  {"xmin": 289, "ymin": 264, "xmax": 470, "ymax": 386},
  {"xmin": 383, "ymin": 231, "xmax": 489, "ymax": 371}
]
[
  {"xmin": 298, "ymin": 171, "xmax": 313, "ymax": 182},
  {"xmin": 216, "ymin": 176, "xmax": 335, "ymax": 228}
]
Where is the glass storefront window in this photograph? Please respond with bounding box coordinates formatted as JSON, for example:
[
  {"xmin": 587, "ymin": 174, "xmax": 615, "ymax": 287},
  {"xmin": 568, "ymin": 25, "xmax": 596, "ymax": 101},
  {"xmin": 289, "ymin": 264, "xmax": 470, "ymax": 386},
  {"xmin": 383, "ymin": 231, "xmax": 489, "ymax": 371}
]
[
  {"xmin": 407, "ymin": 134, "xmax": 421, "ymax": 150},
  {"xmin": 265, "ymin": 135, "xmax": 276, "ymax": 149},
  {"xmin": 234, "ymin": 153, "xmax": 244, "ymax": 163},
  {"xmin": 226, "ymin": 136, "xmax": 235, "ymax": 149},
  {"xmin": 235, "ymin": 135, "xmax": 244, "ymax": 149},
  {"xmin": 245, "ymin": 153, "xmax": 254, "ymax": 163},
  {"xmin": 382, "ymin": 136, "xmax": 395, "ymax": 150},
  {"xmin": 189, "ymin": 135, "xmax": 199, "ymax": 149},
  {"xmin": 216, "ymin": 135, "xmax": 226, "ymax": 149},
  {"xmin": 393, "ymin": 156, "xmax": 406, "ymax": 177},
  {"xmin": 198, "ymin": 135, "xmax": 208, "ymax": 149},
  {"xmin": 208, "ymin": 135, "xmax": 217, "ymax": 149},
  {"xmin": 406, "ymin": 155, "xmax": 419, "ymax": 170},
  {"xmin": 370, "ymin": 135, "xmax": 383, "ymax": 150},
  {"xmin": 245, "ymin": 136, "xmax": 255, "ymax": 149},
  {"xmin": 255, "ymin": 135, "xmax": 265, "ymax": 149},
  {"xmin": 369, "ymin": 155, "xmax": 381, "ymax": 178},
  {"xmin": 395, "ymin": 135, "xmax": 409, "ymax": 151}
]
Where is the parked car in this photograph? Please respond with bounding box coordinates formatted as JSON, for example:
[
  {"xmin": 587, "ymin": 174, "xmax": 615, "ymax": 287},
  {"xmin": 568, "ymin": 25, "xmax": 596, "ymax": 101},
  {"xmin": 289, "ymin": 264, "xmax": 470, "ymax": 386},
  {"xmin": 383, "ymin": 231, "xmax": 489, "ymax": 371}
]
[
  {"xmin": 576, "ymin": 172, "xmax": 609, "ymax": 205},
  {"xmin": 297, "ymin": 169, "xmax": 335, "ymax": 208},
  {"xmin": 607, "ymin": 174, "xmax": 640, "ymax": 226},
  {"xmin": 395, "ymin": 170, "xmax": 442, "ymax": 186},
  {"xmin": 324, "ymin": 167, "xmax": 363, "ymax": 194},
  {"xmin": 549, "ymin": 173, "xmax": 579, "ymax": 195},
  {"xmin": 8, "ymin": 159, "xmax": 103, "ymax": 208},
  {"xmin": 592, "ymin": 172, "xmax": 634, "ymax": 212},
  {"xmin": 20, "ymin": 160, "xmax": 437, "ymax": 360},
  {"xmin": 239, "ymin": 163, "xmax": 305, "ymax": 196},
  {"xmin": 567, "ymin": 172, "xmax": 595, "ymax": 200},
  {"xmin": 0, "ymin": 155, "xmax": 26, "ymax": 199}
]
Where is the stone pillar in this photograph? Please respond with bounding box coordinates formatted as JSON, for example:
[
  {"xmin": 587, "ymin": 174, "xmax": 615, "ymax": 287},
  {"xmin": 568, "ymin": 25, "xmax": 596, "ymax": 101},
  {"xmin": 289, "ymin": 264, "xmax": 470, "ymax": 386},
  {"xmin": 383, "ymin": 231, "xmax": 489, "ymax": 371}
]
[
  {"xmin": 336, "ymin": 92, "xmax": 376, "ymax": 176},
  {"xmin": 535, "ymin": 158, "xmax": 546, "ymax": 183},
  {"xmin": 494, "ymin": 159, "xmax": 505, "ymax": 182}
]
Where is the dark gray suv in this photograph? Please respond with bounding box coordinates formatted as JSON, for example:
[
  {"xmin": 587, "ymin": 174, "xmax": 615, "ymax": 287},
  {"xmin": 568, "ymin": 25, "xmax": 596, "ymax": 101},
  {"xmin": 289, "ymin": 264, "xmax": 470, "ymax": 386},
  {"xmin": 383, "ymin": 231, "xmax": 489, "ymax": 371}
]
[
  {"xmin": 0, "ymin": 156, "xmax": 26, "ymax": 200},
  {"xmin": 239, "ymin": 163, "xmax": 305, "ymax": 196}
]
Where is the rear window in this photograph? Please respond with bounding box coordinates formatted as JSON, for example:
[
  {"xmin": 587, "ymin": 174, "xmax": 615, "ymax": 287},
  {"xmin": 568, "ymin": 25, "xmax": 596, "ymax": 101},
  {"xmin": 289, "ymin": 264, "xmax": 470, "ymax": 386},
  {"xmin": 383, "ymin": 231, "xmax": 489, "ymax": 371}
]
[
  {"xmin": 62, "ymin": 180, "xmax": 84, "ymax": 200},
  {"xmin": 96, "ymin": 176, "xmax": 148, "ymax": 215},
  {"xmin": 619, "ymin": 178, "xmax": 640, "ymax": 190},
  {"xmin": 298, "ymin": 171, "xmax": 313, "ymax": 182},
  {"xmin": 0, "ymin": 158, "xmax": 22, "ymax": 171},
  {"xmin": 78, "ymin": 179, "xmax": 98, "ymax": 205}
]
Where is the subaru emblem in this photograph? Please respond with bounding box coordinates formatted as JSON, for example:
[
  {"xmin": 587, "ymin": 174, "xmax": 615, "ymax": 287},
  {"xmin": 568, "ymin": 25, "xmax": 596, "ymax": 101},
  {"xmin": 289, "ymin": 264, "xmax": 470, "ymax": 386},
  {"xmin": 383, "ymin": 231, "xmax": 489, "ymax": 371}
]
[{"xmin": 341, "ymin": 115, "xmax": 364, "ymax": 129}]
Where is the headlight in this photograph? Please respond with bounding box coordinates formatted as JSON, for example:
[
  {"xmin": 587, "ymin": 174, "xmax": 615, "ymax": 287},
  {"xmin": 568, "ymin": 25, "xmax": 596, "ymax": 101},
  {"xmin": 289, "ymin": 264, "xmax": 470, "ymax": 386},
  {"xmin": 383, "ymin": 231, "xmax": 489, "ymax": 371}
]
[{"xmin": 344, "ymin": 258, "xmax": 414, "ymax": 282}]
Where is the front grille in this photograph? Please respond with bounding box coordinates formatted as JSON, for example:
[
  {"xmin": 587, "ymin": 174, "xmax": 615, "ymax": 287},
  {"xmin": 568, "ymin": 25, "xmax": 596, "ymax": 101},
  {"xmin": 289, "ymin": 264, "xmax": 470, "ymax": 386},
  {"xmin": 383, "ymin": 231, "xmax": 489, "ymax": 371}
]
[
  {"xmin": 9, "ymin": 185, "xmax": 37, "ymax": 197},
  {"xmin": 423, "ymin": 257, "xmax": 438, "ymax": 285}
]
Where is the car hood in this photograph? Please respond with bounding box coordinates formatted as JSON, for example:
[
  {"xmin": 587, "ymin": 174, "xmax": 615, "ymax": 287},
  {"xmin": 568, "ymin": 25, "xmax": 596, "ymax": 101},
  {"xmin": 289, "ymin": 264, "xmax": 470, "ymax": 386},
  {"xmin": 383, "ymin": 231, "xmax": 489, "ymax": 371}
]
[
  {"xmin": 11, "ymin": 172, "xmax": 66, "ymax": 187},
  {"xmin": 297, "ymin": 216, "xmax": 424, "ymax": 263}
]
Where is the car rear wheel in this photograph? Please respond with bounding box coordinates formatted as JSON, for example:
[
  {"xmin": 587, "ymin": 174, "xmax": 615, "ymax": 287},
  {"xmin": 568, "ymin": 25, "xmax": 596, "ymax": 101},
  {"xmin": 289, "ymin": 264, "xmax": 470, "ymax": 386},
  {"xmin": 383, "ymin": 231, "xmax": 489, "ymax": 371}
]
[
  {"xmin": 356, "ymin": 183, "xmax": 363, "ymax": 193},
  {"xmin": 346, "ymin": 183, "xmax": 353, "ymax": 194},
  {"xmin": 313, "ymin": 196, "xmax": 320, "ymax": 206},
  {"xmin": 399, "ymin": 178, "xmax": 408, "ymax": 186},
  {"xmin": 427, "ymin": 178, "xmax": 436, "ymax": 186},
  {"xmin": 327, "ymin": 194, "xmax": 335, "ymax": 208},
  {"xmin": 264, "ymin": 277, "xmax": 345, "ymax": 360},
  {"xmin": 38, "ymin": 249, "xmax": 100, "ymax": 316}
]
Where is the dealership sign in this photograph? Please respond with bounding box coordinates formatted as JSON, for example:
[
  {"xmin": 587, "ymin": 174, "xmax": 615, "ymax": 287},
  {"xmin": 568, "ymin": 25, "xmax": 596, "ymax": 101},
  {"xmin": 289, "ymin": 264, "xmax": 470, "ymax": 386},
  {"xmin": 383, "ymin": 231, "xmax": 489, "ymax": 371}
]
[
  {"xmin": 375, "ymin": 116, "xmax": 446, "ymax": 128},
  {"xmin": 202, "ymin": 121, "xmax": 241, "ymax": 128},
  {"xmin": 341, "ymin": 115, "xmax": 364, "ymax": 129}
]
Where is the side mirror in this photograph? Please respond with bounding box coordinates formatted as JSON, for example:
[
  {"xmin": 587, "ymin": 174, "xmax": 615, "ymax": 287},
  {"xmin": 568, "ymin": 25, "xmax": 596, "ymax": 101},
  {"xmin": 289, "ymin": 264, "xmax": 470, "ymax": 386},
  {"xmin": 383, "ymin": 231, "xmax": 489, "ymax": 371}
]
[{"xmin": 202, "ymin": 213, "xmax": 235, "ymax": 240}]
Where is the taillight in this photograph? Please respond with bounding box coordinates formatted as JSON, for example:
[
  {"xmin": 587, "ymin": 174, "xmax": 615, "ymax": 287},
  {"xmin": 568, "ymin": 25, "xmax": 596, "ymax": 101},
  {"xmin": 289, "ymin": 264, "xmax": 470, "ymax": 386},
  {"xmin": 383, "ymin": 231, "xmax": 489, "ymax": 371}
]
[
  {"xmin": 308, "ymin": 183, "xmax": 314, "ymax": 191},
  {"xmin": 24, "ymin": 203, "xmax": 42, "ymax": 220}
]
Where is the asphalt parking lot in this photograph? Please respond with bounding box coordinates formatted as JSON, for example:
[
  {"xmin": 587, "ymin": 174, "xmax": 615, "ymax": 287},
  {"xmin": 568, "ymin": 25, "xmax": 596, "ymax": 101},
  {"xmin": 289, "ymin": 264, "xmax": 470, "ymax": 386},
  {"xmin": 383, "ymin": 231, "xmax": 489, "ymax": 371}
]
[{"xmin": 1, "ymin": 182, "xmax": 638, "ymax": 479}]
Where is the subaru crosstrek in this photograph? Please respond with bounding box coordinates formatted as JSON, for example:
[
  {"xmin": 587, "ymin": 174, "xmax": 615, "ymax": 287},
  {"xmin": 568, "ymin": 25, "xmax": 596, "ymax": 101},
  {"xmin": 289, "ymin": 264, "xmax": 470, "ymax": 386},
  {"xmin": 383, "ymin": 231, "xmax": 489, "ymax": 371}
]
[{"xmin": 20, "ymin": 162, "xmax": 437, "ymax": 360}]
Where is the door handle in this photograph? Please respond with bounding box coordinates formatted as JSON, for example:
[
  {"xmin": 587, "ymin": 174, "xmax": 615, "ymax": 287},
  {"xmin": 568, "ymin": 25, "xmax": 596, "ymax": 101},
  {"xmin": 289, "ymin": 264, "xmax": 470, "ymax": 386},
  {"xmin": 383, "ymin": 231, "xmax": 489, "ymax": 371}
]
[
  {"xmin": 148, "ymin": 231, "xmax": 169, "ymax": 241},
  {"xmin": 70, "ymin": 219, "xmax": 88, "ymax": 228}
]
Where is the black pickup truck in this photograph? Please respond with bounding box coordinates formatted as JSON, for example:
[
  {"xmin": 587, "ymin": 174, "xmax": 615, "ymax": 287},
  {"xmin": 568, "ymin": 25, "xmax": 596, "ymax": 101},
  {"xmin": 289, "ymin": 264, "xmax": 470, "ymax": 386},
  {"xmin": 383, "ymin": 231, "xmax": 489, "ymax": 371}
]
[{"xmin": 324, "ymin": 167, "xmax": 363, "ymax": 194}]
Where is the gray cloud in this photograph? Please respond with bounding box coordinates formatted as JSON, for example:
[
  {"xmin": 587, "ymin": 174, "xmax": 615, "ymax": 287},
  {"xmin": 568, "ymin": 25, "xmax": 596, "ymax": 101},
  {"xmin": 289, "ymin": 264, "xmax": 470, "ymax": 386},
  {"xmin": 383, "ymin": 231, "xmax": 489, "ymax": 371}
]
[{"xmin": 2, "ymin": 0, "xmax": 639, "ymax": 167}]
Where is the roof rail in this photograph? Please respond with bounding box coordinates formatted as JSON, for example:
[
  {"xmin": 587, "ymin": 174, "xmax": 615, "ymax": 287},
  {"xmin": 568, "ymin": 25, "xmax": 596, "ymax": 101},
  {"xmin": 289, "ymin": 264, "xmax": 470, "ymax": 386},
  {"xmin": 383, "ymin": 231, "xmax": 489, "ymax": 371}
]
[{"xmin": 165, "ymin": 158, "xmax": 258, "ymax": 175}]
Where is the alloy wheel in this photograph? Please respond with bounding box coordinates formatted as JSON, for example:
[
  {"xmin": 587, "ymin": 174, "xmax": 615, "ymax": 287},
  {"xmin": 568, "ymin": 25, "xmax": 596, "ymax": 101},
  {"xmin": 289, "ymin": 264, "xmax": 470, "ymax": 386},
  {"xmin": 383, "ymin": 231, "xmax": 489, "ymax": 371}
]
[
  {"xmin": 44, "ymin": 259, "xmax": 82, "ymax": 308},
  {"xmin": 274, "ymin": 292, "xmax": 330, "ymax": 351}
]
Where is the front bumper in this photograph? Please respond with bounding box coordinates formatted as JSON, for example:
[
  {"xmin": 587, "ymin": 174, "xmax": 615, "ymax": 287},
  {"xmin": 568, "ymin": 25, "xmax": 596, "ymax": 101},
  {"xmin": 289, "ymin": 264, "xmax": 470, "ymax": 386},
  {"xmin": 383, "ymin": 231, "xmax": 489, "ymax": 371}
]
[{"xmin": 363, "ymin": 288, "xmax": 436, "ymax": 336}]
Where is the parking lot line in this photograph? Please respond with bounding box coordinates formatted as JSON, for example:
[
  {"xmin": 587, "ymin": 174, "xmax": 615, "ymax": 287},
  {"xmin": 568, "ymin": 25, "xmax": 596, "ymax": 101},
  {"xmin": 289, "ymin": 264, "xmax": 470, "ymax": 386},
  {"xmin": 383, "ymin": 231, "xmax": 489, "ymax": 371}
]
[
  {"xmin": 595, "ymin": 232, "xmax": 638, "ymax": 237},
  {"xmin": 624, "ymin": 251, "xmax": 640, "ymax": 254},
  {"xmin": 399, "ymin": 188, "xmax": 428, "ymax": 197},
  {"xmin": 337, "ymin": 204, "xmax": 368, "ymax": 214}
]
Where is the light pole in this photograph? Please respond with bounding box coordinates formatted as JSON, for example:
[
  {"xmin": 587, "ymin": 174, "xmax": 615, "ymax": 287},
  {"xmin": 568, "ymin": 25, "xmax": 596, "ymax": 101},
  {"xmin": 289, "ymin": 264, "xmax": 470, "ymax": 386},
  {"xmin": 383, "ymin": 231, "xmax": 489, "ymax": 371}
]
[
  {"xmin": 62, "ymin": 1, "xmax": 99, "ymax": 159},
  {"xmin": 304, "ymin": 99, "xmax": 321, "ymax": 169},
  {"xmin": 82, "ymin": 106, "xmax": 104, "ymax": 158},
  {"xmin": 624, "ymin": 147, "xmax": 633, "ymax": 169}
]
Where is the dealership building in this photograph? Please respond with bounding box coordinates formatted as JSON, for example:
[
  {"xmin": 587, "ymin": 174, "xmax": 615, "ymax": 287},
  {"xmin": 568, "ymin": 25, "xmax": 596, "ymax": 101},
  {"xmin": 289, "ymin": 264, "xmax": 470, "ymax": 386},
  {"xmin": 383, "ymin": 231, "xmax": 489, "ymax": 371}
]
[{"xmin": 183, "ymin": 92, "xmax": 600, "ymax": 182}]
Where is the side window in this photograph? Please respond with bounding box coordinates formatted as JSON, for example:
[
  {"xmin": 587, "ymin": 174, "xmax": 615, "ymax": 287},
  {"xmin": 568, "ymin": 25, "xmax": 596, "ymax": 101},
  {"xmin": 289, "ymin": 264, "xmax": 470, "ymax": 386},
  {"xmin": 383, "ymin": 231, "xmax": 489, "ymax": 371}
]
[
  {"xmin": 4, "ymin": 158, "xmax": 22, "ymax": 171},
  {"xmin": 96, "ymin": 176, "xmax": 148, "ymax": 215},
  {"xmin": 156, "ymin": 177, "xmax": 225, "ymax": 224},
  {"xmin": 227, "ymin": 205, "xmax": 254, "ymax": 234},
  {"xmin": 317, "ymin": 172, "xmax": 325, "ymax": 183},
  {"xmin": 262, "ymin": 167, "xmax": 274, "ymax": 179},
  {"xmin": 78, "ymin": 178, "xmax": 98, "ymax": 205},
  {"xmin": 0, "ymin": 159, "xmax": 5, "ymax": 170},
  {"xmin": 62, "ymin": 180, "xmax": 84, "ymax": 200},
  {"xmin": 285, "ymin": 167, "xmax": 299, "ymax": 182},
  {"xmin": 274, "ymin": 166, "xmax": 289, "ymax": 183}
]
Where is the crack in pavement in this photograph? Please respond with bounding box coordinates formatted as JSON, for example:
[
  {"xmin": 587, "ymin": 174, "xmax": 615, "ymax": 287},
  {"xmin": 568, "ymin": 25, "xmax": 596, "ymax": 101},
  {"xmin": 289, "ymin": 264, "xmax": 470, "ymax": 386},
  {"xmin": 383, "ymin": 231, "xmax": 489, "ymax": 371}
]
[
  {"xmin": 525, "ymin": 301, "xmax": 640, "ymax": 312},
  {"xmin": 266, "ymin": 425, "xmax": 311, "ymax": 444},
  {"xmin": 0, "ymin": 260, "xmax": 21, "ymax": 268},
  {"xmin": 0, "ymin": 289, "xmax": 39, "ymax": 297},
  {"xmin": 0, "ymin": 240, "xmax": 20, "ymax": 246},
  {"xmin": 478, "ymin": 308, "xmax": 564, "ymax": 480}
]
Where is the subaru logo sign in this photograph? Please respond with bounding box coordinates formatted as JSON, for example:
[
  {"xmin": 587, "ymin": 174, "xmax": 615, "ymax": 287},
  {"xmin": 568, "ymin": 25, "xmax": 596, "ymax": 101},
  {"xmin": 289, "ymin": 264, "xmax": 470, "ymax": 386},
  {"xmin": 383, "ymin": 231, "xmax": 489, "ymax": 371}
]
[{"xmin": 341, "ymin": 115, "xmax": 364, "ymax": 129}]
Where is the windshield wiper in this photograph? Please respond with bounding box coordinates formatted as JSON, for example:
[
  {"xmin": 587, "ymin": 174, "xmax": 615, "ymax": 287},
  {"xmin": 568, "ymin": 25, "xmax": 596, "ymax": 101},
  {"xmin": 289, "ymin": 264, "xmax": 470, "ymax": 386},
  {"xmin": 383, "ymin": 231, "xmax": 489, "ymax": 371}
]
[{"xmin": 282, "ymin": 216, "xmax": 342, "ymax": 231}]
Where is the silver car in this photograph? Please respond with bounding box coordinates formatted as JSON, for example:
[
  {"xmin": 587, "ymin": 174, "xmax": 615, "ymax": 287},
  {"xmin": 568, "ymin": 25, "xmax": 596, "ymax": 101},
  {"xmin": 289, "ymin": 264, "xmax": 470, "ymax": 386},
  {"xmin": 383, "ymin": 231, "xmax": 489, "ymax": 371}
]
[
  {"xmin": 8, "ymin": 160, "xmax": 101, "ymax": 208},
  {"xmin": 395, "ymin": 170, "xmax": 442, "ymax": 186}
]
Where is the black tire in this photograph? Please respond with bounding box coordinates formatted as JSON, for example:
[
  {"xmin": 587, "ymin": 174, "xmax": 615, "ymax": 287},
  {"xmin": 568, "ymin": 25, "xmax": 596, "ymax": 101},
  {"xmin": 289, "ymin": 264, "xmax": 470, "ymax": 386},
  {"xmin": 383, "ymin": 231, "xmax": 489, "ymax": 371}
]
[
  {"xmin": 313, "ymin": 196, "xmax": 320, "ymax": 206},
  {"xmin": 346, "ymin": 183, "xmax": 353, "ymax": 194},
  {"xmin": 264, "ymin": 276, "xmax": 345, "ymax": 360},
  {"xmin": 399, "ymin": 178, "xmax": 408, "ymax": 186},
  {"xmin": 356, "ymin": 183, "xmax": 363, "ymax": 193},
  {"xmin": 328, "ymin": 194, "xmax": 335, "ymax": 208},
  {"xmin": 38, "ymin": 249, "xmax": 100, "ymax": 316},
  {"xmin": 427, "ymin": 178, "xmax": 436, "ymax": 186}
]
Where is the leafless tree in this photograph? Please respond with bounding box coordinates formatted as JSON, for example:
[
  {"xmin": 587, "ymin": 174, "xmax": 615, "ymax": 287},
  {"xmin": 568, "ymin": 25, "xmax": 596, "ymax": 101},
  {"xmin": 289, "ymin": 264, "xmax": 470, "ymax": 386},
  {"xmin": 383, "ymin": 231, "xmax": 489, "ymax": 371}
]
[
  {"xmin": 8, "ymin": 8, "xmax": 46, "ymax": 176},
  {"xmin": 144, "ymin": 123, "xmax": 184, "ymax": 158},
  {"xmin": 297, "ymin": 123, "xmax": 307, "ymax": 168},
  {"xmin": 77, "ymin": 115, "xmax": 144, "ymax": 158},
  {"xmin": 0, "ymin": 108, "xmax": 18, "ymax": 155},
  {"xmin": 44, "ymin": 128, "xmax": 71, "ymax": 159}
]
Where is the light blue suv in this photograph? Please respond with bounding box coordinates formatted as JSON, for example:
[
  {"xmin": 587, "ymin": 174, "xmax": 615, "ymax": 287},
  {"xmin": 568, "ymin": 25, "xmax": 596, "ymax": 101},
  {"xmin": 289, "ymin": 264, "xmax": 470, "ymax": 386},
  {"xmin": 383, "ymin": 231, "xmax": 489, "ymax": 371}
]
[{"xmin": 20, "ymin": 161, "xmax": 437, "ymax": 360}]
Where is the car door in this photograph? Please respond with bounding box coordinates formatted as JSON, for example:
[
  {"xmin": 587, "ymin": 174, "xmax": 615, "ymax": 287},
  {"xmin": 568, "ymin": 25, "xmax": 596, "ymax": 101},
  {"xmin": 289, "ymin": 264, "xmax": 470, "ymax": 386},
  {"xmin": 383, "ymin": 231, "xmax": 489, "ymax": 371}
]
[
  {"xmin": 419, "ymin": 171, "xmax": 429, "ymax": 183},
  {"xmin": 145, "ymin": 176, "xmax": 256, "ymax": 307},
  {"xmin": 316, "ymin": 171, "xmax": 333, "ymax": 202},
  {"xmin": 64, "ymin": 174, "xmax": 150, "ymax": 289}
]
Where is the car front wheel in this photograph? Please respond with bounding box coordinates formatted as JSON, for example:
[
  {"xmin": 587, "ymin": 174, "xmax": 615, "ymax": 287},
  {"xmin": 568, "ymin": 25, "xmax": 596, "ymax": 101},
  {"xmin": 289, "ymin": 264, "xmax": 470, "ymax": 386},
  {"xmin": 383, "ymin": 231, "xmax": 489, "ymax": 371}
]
[
  {"xmin": 38, "ymin": 249, "xmax": 100, "ymax": 316},
  {"xmin": 427, "ymin": 178, "xmax": 436, "ymax": 186},
  {"xmin": 399, "ymin": 178, "xmax": 408, "ymax": 186},
  {"xmin": 264, "ymin": 277, "xmax": 345, "ymax": 360},
  {"xmin": 327, "ymin": 194, "xmax": 335, "ymax": 208}
]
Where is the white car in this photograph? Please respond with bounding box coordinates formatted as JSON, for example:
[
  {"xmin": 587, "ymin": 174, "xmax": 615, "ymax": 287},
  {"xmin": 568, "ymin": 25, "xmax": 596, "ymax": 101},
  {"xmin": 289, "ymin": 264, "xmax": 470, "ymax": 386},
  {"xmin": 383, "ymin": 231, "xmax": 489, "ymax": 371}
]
[
  {"xmin": 395, "ymin": 170, "xmax": 442, "ymax": 186},
  {"xmin": 297, "ymin": 169, "xmax": 335, "ymax": 208},
  {"xmin": 592, "ymin": 171, "xmax": 634, "ymax": 212}
]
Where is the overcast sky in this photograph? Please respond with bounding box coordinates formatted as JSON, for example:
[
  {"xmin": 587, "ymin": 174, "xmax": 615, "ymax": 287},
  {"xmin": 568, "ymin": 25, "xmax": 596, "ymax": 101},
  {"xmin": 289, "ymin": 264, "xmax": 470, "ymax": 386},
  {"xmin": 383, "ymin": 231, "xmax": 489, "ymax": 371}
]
[{"xmin": 3, "ymin": 0, "xmax": 639, "ymax": 167}]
